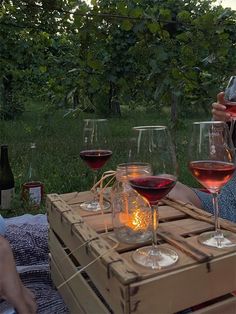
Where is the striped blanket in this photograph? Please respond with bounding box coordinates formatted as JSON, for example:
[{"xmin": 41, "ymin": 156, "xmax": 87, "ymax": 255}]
[{"xmin": 0, "ymin": 223, "xmax": 69, "ymax": 314}]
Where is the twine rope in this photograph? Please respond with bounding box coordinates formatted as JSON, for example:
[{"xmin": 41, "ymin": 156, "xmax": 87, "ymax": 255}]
[
  {"xmin": 91, "ymin": 170, "xmax": 116, "ymax": 233},
  {"xmin": 57, "ymin": 171, "xmax": 118, "ymax": 290},
  {"xmin": 57, "ymin": 238, "xmax": 119, "ymax": 290}
]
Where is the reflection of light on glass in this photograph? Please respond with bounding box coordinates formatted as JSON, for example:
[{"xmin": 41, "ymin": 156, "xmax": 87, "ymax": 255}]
[
  {"xmin": 226, "ymin": 147, "xmax": 234, "ymax": 162},
  {"xmin": 119, "ymin": 207, "xmax": 152, "ymax": 231}
]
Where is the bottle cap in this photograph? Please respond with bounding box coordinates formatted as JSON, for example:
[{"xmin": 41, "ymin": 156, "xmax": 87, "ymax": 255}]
[{"xmin": 1, "ymin": 144, "xmax": 8, "ymax": 149}]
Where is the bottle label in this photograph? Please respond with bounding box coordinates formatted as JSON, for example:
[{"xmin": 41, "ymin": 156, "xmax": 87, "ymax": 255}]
[
  {"xmin": 1, "ymin": 188, "xmax": 14, "ymax": 209},
  {"xmin": 28, "ymin": 186, "xmax": 41, "ymax": 205}
]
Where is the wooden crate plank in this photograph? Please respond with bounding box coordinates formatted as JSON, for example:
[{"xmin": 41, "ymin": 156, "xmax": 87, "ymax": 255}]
[
  {"xmin": 158, "ymin": 205, "xmax": 187, "ymax": 220},
  {"xmin": 50, "ymin": 255, "xmax": 85, "ymax": 314},
  {"xmin": 129, "ymin": 253, "xmax": 236, "ymax": 314},
  {"xmin": 83, "ymin": 213, "xmax": 113, "ymax": 232},
  {"xmin": 101, "ymin": 232, "xmax": 152, "ymax": 254},
  {"xmin": 47, "ymin": 192, "xmax": 236, "ymax": 314},
  {"xmin": 83, "ymin": 207, "xmax": 187, "ymax": 234},
  {"xmin": 47, "ymin": 201, "xmax": 131, "ymax": 313},
  {"xmin": 159, "ymin": 218, "xmax": 213, "ymax": 235},
  {"xmin": 47, "ymin": 194, "xmax": 141, "ymax": 283},
  {"xmin": 49, "ymin": 230, "xmax": 110, "ymax": 314},
  {"xmin": 193, "ymin": 294, "xmax": 236, "ymax": 314}
]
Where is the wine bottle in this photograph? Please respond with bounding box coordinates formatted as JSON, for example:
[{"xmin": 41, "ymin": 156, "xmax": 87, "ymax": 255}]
[
  {"xmin": 0, "ymin": 145, "xmax": 15, "ymax": 209},
  {"xmin": 22, "ymin": 143, "xmax": 44, "ymax": 207}
]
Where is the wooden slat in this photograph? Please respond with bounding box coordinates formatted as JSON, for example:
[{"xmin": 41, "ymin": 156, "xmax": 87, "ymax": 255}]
[
  {"xmin": 47, "ymin": 194, "xmax": 141, "ymax": 282},
  {"xmin": 158, "ymin": 205, "xmax": 187, "ymax": 220},
  {"xmin": 158, "ymin": 217, "xmax": 213, "ymax": 235},
  {"xmin": 193, "ymin": 295, "xmax": 236, "ymax": 314},
  {"xmin": 164, "ymin": 198, "xmax": 236, "ymax": 233},
  {"xmin": 50, "ymin": 255, "xmax": 85, "ymax": 314},
  {"xmin": 49, "ymin": 230, "xmax": 110, "ymax": 314},
  {"xmin": 47, "ymin": 196, "xmax": 131, "ymax": 313},
  {"xmin": 129, "ymin": 252, "xmax": 236, "ymax": 314},
  {"xmin": 47, "ymin": 192, "xmax": 236, "ymax": 314}
]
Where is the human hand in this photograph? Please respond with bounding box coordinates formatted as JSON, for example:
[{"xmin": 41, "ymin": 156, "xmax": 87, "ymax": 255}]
[
  {"xmin": 0, "ymin": 237, "xmax": 37, "ymax": 314},
  {"xmin": 212, "ymin": 92, "xmax": 231, "ymax": 122}
]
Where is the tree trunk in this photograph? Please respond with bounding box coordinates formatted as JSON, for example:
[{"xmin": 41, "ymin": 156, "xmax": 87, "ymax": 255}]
[
  {"xmin": 73, "ymin": 88, "xmax": 79, "ymax": 109},
  {"xmin": 109, "ymin": 81, "xmax": 121, "ymax": 116},
  {"xmin": 2, "ymin": 74, "xmax": 13, "ymax": 119},
  {"xmin": 171, "ymin": 92, "xmax": 178, "ymax": 125}
]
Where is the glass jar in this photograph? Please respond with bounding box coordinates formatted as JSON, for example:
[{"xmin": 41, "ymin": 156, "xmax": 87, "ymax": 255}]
[{"xmin": 111, "ymin": 163, "xmax": 152, "ymax": 244}]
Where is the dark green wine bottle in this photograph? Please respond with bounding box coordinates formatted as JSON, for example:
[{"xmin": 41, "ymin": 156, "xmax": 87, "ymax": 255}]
[{"xmin": 0, "ymin": 145, "xmax": 15, "ymax": 209}]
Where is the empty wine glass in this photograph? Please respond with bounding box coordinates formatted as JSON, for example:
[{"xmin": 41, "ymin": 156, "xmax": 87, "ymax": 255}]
[
  {"xmin": 128, "ymin": 126, "xmax": 179, "ymax": 269},
  {"xmin": 188, "ymin": 121, "xmax": 236, "ymax": 248},
  {"xmin": 79, "ymin": 119, "xmax": 112, "ymax": 211}
]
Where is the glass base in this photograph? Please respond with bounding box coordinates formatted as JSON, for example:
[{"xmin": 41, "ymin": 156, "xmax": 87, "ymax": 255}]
[
  {"xmin": 198, "ymin": 230, "xmax": 236, "ymax": 248},
  {"xmin": 80, "ymin": 200, "xmax": 110, "ymax": 212},
  {"xmin": 114, "ymin": 227, "xmax": 152, "ymax": 244},
  {"xmin": 132, "ymin": 246, "xmax": 178, "ymax": 269}
]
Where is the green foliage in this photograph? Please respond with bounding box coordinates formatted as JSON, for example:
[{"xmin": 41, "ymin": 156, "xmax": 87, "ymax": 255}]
[
  {"xmin": 0, "ymin": 108, "xmax": 203, "ymax": 216},
  {"xmin": 0, "ymin": 0, "xmax": 235, "ymax": 121}
]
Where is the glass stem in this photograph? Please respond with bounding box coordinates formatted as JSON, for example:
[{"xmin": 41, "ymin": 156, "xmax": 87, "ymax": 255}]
[
  {"xmin": 151, "ymin": 204, "xmax": 158, "ymax": 250},
  {"xmin": 212, "ymin": 192, "xmax": 221, "ymax": 235},
  {"xmin": 93, "ymin": 170, "xmax": 98, "ymax": 203}
]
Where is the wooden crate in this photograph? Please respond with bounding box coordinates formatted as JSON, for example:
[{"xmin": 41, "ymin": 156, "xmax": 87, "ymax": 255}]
[{"xmin": 47, "ymin": 191, "xmax": 236, "ymax": 314}]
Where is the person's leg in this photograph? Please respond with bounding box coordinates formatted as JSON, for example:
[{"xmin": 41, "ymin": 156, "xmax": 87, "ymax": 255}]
[
  {"xmin": 169, "ymin": 182, "xmax": 203, "ymax": 208},
  {"xmin": 0, "ymin": 236, "xmax": 37, "ymax": 314}
]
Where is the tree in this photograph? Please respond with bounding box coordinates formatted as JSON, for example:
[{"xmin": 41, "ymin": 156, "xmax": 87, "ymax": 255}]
[{"xmin": 0, "ymin": 0, "xmax": 235, "ymax": 121}]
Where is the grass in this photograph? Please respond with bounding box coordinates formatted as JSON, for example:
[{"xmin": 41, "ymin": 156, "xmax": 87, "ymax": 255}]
[{"xmin": 0, "ymin": 106, "xmax": 210, "ymax": 217}]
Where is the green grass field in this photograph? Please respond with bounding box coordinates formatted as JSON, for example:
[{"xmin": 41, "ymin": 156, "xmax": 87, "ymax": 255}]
[{"xmin": 0, "ymin": 107, "xmax": 210, "ymax": 216}]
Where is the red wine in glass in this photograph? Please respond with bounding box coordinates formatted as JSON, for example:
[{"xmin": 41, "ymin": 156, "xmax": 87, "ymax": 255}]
[
  {"xmin": 80, "ymin": 150, "xmax": 112, "ymax": 171},
  {"xmin": 225, "ymin": 101, "xmax": 236, "ymax": 119},
  {"xmin": 80, "ymin": 119, "xmax": 112, "ymax": 212},
  {"xmin": 128, "ymin": 125, "xmax": 178, "ymax": 269},
  {"xmin": 129, "ymin": 176, "xmax": 176, "ymax": 205},
  {"xmin": 189, "ymin": 160, "xmax": 236, "ymax": 192}
]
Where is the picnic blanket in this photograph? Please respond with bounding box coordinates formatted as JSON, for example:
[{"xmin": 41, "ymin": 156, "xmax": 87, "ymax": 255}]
[{"xmin": 0, "ymin": 216, "xmax": 69, "ymax": 314}]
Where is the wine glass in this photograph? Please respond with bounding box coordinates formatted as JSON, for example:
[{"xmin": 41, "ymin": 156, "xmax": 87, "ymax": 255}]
[
  {"xmin": 128, "ymin": 126, "xmax": 179, "ymax": 269},
  {"xmin": 188, "ymin": 121, "xmax": 236, "ymax": 248},
  {"xmin": 79, "ymin": 119, "xmax": 112, "ymax": 211},
  {"xmin": 224, "ymin": 76, "xmax": 236, "ymax": 137}
]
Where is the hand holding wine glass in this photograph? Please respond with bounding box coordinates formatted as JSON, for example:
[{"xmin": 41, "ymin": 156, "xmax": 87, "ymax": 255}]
[
  {"xmin": 128, "ymin": 126, "xmax": 178, "ymax": 269},
  {"xmin": 212, "ymin": 77, "xmax": 236, "ymax": 136},
  {"xmin": 188, "ymin": 121, "xmax": 236, "ymax": 248},
  {"xmin": 79, "ymin": 119, "xmax": 112, "ymax": 211},
  {"xmin": 224, "ymin": 76, "xmax": 236, "ymax": 136}
]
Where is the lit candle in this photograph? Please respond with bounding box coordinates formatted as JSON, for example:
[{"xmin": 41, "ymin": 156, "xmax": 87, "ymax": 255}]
[{"xmin": 119, "ymin": 208, "xmax": 152, "ymax": 231}]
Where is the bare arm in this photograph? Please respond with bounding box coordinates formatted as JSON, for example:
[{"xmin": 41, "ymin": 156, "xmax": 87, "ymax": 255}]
[{"xmin": 0, "ymin": 236, "xmax": 37, "ymax": 314}]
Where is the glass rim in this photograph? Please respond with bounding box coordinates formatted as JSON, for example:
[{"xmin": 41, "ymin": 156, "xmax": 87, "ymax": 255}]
[
  {"xmin": 117, "ymin": 162, "xmax": 151, "ymax": 169},
  {"xmin": 192, "ymin": 121, "xmax": 226, "ymax": 125},
  {"xmin": 83, "ymin": 118, "xmax": 108, "ymax": 122},
  {"xmin": 133, "ymin": 125, "xmax": 167, "ymax": 131}
]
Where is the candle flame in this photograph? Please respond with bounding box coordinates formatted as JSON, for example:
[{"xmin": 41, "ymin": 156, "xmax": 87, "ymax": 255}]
[{"xmin": 119, "ymin": 208, "xmax": 151, "ymax": 231}]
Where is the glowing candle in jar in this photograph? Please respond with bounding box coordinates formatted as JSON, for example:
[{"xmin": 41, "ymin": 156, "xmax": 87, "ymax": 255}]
[
  {"xmin": 119, "ymin": 204, "xmax": 152, "ymax": 231},
  {"xmin": 112, "ymin": 162, "xmax": 152, "ymax": 244}
]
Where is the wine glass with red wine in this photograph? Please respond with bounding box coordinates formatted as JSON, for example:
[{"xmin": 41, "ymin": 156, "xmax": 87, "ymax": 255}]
[
  {"xmin": 128, "ymin": 126, "xmax": 179, "ymax": 269},
  {"xmin": 79, "ymin": 119, "xmax": 112, "ymax": 211},
  {"xmin": 188, "ymin": 121, "xmax": 236, "ymax": 248}
]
